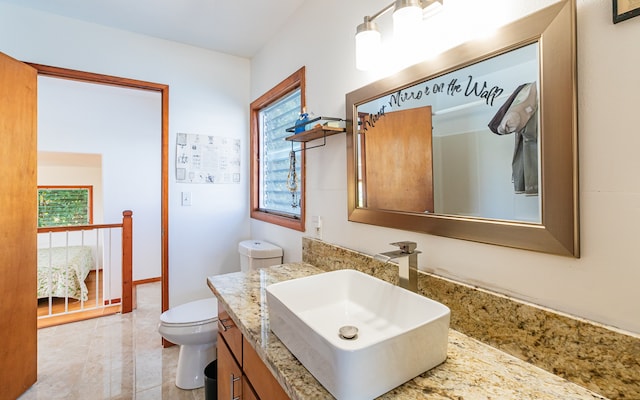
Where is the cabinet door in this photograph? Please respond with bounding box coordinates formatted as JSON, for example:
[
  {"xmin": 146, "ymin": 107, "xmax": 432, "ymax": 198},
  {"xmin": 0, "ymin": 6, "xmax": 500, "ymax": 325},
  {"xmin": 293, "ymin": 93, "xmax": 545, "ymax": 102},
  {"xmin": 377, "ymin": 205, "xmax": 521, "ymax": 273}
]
[
  {"xmin": 219, "ymin": 301, "xmax": 243, "ymax": 364},
  {"xmin": 218, "ymin": 333, "xmax": 242, "ymax": 400},
  {"xmin": 243, "ymin": 378, "xmax": 259, "ymax": 400},
  {"xmin": 243, "ymin": 337, "xmax": 290, "ymax": 400}
]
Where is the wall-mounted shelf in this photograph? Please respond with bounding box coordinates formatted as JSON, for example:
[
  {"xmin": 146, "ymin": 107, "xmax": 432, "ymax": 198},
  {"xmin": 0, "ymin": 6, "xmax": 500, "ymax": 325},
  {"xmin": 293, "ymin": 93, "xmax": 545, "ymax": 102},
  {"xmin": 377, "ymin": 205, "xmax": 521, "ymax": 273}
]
[
  {"xmin": 285, "ymin": 116, "xmax": 345, "ymax": 151},
  {"xmin": 285, "ymin": 125, "xmax": 345, "ymax": 143}
]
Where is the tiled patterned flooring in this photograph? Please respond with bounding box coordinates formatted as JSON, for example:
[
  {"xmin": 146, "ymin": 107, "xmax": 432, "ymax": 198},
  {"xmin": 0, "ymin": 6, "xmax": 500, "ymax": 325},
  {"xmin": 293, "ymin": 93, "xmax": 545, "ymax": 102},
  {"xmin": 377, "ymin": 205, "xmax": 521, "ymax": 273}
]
[{"xmin": 20, "ymin": 282, "xmax": 205, "ymax": 399}]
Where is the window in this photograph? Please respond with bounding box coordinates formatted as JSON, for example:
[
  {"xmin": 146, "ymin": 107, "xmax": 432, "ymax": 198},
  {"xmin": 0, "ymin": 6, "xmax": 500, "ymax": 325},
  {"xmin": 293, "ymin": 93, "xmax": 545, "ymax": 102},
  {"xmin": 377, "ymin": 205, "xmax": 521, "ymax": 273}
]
[
  {"xmin": 250, "ymin": 67, "xmax": 306, "ymax": 231},
  {"xmin": 38, "ymin": 186, "xmax": 93, "ymax": 228}
]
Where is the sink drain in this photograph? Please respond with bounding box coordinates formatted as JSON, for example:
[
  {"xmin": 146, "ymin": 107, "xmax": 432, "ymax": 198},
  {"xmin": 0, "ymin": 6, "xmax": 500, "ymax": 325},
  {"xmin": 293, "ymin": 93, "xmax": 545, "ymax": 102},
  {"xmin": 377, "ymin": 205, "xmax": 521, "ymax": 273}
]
[{"xmin": 339, "ymin": 325, "xmax": 358, "ymax": 340}]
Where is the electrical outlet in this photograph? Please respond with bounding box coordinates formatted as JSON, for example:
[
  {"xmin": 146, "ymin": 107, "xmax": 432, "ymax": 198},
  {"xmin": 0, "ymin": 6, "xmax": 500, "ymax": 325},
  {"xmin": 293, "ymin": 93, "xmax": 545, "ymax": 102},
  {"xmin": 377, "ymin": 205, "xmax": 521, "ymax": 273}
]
[
  {"xmin": 312, "ymin": 216, "xmax": 322, "ymax": 239},
  {"xmin": 181, "ymin": 191, "xmax": 192, "ymax": 206}
]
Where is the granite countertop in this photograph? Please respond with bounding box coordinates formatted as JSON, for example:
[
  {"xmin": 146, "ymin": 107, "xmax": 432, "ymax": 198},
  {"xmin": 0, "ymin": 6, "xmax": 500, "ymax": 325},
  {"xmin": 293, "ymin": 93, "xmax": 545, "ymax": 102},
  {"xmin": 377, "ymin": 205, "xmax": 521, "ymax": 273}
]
[{"xmin": 207, "ymin": 263, "xmax": 607, "ymax": 400}]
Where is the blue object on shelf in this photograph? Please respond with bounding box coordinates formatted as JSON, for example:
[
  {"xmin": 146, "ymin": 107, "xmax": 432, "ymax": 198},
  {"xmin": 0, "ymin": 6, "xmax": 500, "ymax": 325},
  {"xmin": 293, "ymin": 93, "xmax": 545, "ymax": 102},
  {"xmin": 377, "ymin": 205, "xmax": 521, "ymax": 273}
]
[
  {"xmin": 294, "ymin": 112, "xmax": 309, "ymax": 134},
  {"xmin": 285, "ymin": 116, "xmax": 344, "ymax": 135}
]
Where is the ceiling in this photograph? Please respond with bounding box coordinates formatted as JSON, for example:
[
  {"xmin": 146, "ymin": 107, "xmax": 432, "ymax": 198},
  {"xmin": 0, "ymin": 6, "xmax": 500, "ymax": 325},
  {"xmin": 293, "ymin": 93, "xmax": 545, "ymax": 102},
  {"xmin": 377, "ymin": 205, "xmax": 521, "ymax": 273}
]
[{"xmin": 1, "ymin": 0, "xmax": 306, "ymax": 58}]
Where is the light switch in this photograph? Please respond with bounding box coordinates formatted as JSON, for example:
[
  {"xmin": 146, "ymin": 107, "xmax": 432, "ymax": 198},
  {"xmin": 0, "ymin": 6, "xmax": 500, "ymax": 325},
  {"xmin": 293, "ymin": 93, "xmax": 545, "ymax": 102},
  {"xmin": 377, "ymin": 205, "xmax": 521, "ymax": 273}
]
[{"xmin": 181, "ymin": 192, "xmax": 192, "ymax": 206}]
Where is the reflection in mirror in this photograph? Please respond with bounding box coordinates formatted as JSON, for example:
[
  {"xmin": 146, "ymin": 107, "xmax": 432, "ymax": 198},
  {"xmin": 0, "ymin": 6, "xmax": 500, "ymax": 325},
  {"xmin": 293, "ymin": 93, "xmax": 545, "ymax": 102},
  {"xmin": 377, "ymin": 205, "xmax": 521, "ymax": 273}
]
[
  {"xmin": 358, "ymin": 106, "xmax": 434, "ymax": 213},
  {"xmin": 357, "ymin": 43, "xmax": 541, "ymax": 223},
  {"xmin": 346, "ymin": 0, "xmax": 579, "ymax": 257}
]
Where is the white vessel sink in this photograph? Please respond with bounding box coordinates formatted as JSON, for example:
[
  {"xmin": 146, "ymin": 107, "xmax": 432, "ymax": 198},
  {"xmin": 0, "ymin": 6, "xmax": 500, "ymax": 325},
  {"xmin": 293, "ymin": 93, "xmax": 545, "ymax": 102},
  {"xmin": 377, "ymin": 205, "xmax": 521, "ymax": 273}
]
[{"xmin": 266, "ymin": 269, "xmax": 450, "ymax": 400}]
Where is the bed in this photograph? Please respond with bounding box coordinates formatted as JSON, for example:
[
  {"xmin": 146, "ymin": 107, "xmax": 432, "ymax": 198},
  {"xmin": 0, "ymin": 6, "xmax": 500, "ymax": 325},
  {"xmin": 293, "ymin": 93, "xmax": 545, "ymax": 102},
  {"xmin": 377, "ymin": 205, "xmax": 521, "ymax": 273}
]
[{"xmin": 37, "ymin": 245, "xmax": 96, "ymax": 302}]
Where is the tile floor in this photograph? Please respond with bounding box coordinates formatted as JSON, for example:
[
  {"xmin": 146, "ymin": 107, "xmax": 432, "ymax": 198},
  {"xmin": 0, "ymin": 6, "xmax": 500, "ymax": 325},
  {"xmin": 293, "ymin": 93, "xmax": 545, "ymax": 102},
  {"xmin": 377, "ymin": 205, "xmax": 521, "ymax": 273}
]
[{"xmin": 20, "ymin": 282, "xmax": 206, "ymax": 400}]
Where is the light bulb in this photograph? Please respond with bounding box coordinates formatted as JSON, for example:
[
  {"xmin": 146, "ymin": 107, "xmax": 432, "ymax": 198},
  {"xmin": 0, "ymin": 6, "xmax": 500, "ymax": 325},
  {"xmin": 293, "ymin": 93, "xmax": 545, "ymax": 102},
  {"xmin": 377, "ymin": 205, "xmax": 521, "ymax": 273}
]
[
  {"xmin": 355, "ymin": 20, "xmax": 381, "ymax": 71},
  {"xmin": 393, "ymin": 2, "xmax": 423, "ymax": 41}
]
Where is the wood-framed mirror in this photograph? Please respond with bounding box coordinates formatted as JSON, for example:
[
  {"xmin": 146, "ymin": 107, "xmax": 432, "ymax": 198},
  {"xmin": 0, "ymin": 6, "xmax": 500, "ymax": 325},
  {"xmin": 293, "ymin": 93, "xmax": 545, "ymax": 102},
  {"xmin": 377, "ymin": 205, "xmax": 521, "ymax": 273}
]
[{"xmin": 346, "ymin": 0, "xmax": 579, "ymax": 257}]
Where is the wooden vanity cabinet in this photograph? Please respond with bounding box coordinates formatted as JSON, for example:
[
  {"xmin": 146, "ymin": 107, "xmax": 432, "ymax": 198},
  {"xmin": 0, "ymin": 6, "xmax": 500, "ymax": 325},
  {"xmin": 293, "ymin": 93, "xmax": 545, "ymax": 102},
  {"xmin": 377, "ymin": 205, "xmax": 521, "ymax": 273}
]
[
  {"xmin": 242, "ymin": 379, "xmax": 259, "ymax": 400},
  {"xmin": 217, "ymin": 301, "xmax": 289, "ymax": 400},
  {"xmin": 242, "ymin": 336, "xmax": 288, "ymax": 400},
  {"xmin": 218, "ymin": 307, "xmax": 242, "ymax": 360}
]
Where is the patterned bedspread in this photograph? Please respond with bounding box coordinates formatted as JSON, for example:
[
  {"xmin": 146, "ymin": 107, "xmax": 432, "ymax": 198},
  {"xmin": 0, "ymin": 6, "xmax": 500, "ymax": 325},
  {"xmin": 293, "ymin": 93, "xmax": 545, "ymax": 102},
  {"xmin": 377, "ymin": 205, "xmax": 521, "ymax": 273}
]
[{"xmin": 37, "ymin": 245, "xmax": 96, "ymax": 301}]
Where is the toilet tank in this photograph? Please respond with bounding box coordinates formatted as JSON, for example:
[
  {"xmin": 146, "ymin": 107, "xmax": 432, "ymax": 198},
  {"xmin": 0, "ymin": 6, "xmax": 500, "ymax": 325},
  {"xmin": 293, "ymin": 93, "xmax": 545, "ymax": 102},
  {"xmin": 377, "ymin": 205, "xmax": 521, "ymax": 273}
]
[{"xmin": 238, "ymin": 240, "xmax": 283, "ymax": 272}]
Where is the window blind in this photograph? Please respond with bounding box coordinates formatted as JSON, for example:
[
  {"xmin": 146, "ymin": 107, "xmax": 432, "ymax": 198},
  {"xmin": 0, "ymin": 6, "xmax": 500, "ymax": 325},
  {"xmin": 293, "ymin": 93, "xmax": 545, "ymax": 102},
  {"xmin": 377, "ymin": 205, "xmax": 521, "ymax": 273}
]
[
  {"xmin": 38, "ymin": 188, "xmax": 91, "ymax": 227},
  {"xmin": 259, "ymin": 88, "xmax": 302, "ymax": 217}
]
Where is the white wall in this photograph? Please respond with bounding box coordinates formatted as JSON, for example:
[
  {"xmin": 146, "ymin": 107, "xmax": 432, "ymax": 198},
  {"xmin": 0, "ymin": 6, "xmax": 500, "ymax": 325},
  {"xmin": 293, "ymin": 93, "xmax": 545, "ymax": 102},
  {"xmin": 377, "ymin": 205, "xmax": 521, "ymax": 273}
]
[
  {"xmin": 250, "ymin": 0, "xmax": 640, "ymax": 334},
  {"xmin": 0, "ymin": 2, "xmax": 251, "ymax": 306}
]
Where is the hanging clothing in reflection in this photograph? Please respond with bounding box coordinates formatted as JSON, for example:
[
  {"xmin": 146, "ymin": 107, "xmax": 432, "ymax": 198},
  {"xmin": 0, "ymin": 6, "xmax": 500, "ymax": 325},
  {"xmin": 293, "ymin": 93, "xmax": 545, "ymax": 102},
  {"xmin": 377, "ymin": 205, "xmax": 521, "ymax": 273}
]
[{"xmin": 488, "ymin": 82, "xmax": 539, "ymax": 195}]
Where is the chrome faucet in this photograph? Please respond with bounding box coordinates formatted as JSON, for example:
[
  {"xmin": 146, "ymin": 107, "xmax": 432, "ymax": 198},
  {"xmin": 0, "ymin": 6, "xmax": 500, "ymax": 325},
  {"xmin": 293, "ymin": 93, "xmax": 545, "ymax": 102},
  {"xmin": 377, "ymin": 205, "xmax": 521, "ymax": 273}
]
[{"xmin": 374, "ymin": 241, "xmax": 420, "ymax": 293}]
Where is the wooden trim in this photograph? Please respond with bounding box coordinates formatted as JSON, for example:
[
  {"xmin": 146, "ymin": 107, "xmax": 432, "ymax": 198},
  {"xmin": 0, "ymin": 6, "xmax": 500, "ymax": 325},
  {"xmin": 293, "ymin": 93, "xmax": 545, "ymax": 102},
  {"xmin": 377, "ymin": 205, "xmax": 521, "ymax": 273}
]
[
  {"xmin": 27, "ymin": 63, "xmax": 168, "ymax": 92},
  {"xmin": 38, "ymin": 222, "xmax": 123, "ymax": 233},
  {"xmin": 38, "ymin": 185, "xmax": 94, "ymax": 224},
  {"xmin": 250, "ymin": 66, "xmax": 306, "ymax": 232},
  {"xmin": 27, "ymin": 63, "xmax": 172, "ymax": 317},
  {"xmin": 133, "ymin": 277, "xmax": 162, "ymax": 285},
  {"xmin": 121, "ymin": 210, "xmax": 133, "ymax": 313},
  {"xmin": 37, "ymin": 304, "xmax": 121, "ymax": 329},
  {"xmin": 161, "ymin": 86, "xmax": 170, "ymax": 316}
]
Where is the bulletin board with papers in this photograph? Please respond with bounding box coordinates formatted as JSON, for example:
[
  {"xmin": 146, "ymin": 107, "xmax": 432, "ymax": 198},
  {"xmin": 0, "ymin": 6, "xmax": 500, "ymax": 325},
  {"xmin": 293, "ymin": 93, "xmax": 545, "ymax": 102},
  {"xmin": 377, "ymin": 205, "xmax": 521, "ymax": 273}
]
[{"xmin": 176, "ymin": 133, "xmax": 240, "ymax": 184}]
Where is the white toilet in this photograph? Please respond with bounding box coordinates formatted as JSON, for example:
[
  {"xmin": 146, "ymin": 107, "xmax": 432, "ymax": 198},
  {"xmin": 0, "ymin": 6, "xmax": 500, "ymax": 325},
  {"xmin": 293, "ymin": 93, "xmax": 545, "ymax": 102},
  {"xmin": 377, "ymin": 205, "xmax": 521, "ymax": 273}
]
[
  {"xmin": 158, "ymin": 297, "xmax": 218, "ymax": 389},
  {"xmin": 158, "ymin": 240, "xmax": 283, "ymax": 390},
  {"xmin": 238, "ymin": 239, "xmax": 284, "ymax": 272}
]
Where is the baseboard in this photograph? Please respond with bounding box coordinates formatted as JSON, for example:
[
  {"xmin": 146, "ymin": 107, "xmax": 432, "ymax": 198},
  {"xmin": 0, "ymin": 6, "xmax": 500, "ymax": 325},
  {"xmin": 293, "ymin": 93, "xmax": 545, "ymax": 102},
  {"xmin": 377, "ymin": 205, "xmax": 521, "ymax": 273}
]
[
  {"xmin": 104, "ymin": 298, "xmax": 121, "ymax": 306},
  {"xmin": 37, "ymin": 304, "xmax": 121, "ymax": 329}
]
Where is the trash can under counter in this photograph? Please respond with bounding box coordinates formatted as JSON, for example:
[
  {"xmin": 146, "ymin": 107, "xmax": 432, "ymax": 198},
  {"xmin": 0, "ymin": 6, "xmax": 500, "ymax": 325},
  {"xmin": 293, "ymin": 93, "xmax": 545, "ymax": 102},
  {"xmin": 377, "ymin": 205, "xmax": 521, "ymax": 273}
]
[{"xmin": 204, "ymin": 360, "xmax": 217, "ymax": 400}]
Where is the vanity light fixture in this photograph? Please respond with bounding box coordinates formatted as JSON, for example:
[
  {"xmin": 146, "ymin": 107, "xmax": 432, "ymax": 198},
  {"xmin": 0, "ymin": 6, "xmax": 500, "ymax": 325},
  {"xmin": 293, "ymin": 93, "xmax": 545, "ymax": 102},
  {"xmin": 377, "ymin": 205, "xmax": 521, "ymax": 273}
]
[
  {"xmin": 355, "ymin": 17, "xmax": 381, "ymax": 71},
  {"xmin": 355, "ymin": 0, "xmax": 443, "ymax": 71},
  {"xmin": 393, "ymin": 0, "xmax": 423, "ymax": 40}
]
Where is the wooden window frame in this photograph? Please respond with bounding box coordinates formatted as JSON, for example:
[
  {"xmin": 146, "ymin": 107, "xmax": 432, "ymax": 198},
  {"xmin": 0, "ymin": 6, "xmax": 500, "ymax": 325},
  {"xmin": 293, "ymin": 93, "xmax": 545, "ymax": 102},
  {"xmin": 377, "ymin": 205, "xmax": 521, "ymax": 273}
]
[{"xmin": 250, "ymin": 67, "xmax": 306, "ymax": 231}]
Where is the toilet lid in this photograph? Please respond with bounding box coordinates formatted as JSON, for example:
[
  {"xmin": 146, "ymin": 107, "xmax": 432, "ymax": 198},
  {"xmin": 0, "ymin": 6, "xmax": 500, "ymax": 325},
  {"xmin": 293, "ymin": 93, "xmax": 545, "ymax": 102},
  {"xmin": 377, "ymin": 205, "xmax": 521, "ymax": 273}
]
[{"xmin": 160, "ymin": 297, "xmax": 218, "ymax": 325}]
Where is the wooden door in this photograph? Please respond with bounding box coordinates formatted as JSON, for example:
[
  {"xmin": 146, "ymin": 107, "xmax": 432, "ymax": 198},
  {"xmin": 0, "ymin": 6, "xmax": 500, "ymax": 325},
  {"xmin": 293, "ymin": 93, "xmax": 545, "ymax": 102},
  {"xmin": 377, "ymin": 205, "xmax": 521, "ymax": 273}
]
[
  {"xmin": 362, "ymin": 106, "xmax": 434, "ymax": 213},
  {"xmin": 0, "ymin": 52, "xmax": 38, "ymax": 399}
]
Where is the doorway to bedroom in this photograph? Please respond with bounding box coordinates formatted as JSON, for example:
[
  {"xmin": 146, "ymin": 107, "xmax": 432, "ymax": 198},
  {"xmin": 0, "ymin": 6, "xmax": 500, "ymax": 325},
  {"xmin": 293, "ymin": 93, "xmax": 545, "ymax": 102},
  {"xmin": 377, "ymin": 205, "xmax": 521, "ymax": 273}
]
[{"xmin": 34, "ymin": 66, "xmax": 168, "ymax": 328}]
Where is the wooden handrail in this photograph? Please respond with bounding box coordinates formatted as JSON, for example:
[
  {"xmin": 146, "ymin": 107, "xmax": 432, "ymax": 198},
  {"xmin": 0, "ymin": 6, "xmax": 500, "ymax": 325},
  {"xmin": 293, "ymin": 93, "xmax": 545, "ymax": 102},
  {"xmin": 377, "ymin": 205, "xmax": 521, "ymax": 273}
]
[{"xmin": 37, "ymin": 223, "xmax": 123, "ymax": 233}]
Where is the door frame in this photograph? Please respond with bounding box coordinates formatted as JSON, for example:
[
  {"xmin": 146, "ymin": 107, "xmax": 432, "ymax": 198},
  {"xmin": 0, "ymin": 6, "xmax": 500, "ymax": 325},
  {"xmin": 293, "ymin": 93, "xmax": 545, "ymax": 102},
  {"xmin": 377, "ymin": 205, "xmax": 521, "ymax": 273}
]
[{"xmin": 28, "ymin": 63, "xmax": 171, "ymax": 316}]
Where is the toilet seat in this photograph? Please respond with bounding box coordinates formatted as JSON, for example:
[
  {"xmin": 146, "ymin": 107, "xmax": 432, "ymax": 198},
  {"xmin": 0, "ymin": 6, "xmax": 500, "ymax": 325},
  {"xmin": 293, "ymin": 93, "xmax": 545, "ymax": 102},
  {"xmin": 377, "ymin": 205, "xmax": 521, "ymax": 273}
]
[{"xmin": 160, "ymin": 297, "xmax": 218, "ymax": 327}]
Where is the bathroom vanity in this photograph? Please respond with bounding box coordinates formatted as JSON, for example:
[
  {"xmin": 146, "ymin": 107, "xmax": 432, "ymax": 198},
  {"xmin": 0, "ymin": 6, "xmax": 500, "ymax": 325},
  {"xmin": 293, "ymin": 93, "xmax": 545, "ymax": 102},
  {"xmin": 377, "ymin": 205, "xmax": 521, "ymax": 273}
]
[
  {"xmin": 208, "ymin": 264, "xmax": 606, "ymax": 400},
  {"xmin": 217, "ymin": 305, "xmax": 289, "ymax": 400}
]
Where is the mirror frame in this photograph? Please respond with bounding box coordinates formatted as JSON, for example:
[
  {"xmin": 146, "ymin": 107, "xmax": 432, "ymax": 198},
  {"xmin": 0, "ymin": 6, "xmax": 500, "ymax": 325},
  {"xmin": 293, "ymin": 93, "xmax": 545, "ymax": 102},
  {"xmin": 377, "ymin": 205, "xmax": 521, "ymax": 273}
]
[{"xmin": 346, "ymin": 0, "xmax": 579, "ymax": 257}]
